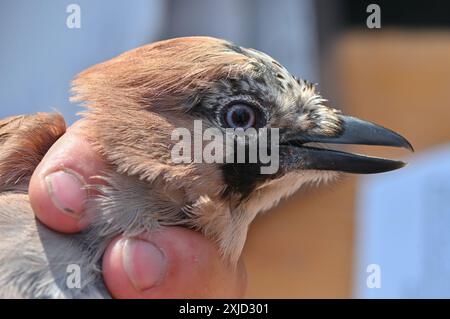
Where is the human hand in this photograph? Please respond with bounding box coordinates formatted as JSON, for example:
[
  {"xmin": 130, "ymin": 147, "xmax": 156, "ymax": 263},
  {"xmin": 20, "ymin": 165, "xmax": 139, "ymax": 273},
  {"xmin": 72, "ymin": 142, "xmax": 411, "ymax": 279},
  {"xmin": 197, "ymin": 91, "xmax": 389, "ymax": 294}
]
[{"xmin": 28, "ymin": 121, "xmax": 247, "ymax": 298}]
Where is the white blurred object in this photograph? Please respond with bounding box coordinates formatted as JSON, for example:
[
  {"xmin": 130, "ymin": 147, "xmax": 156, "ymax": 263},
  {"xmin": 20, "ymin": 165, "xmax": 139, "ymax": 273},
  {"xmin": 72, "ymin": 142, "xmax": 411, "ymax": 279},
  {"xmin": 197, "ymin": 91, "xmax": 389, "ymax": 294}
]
[{"xmin": 354, "ymin": 144, "xmax": 450, "ymax": 298}]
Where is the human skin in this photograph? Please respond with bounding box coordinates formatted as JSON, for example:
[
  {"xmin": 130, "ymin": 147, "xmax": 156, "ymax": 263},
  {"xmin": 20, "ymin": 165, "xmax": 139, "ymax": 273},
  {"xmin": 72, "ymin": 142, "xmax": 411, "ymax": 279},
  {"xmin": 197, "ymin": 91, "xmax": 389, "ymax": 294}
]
[{"xmin": 28, "ymin": 121, "xmax": 247, "ymax": 299}]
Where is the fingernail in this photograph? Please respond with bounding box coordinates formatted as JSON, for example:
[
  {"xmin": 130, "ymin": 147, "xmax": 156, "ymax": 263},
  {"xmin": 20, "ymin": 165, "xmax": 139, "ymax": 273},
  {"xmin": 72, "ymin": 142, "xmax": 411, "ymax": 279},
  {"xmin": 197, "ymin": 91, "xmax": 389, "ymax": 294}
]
[
  {"xmin": 45, "ymin": 169, "xmax": 87, "ymax": 218},
  {"xmin": 122, "ymin": 238, "xmax": 166, "ymax": 291}
]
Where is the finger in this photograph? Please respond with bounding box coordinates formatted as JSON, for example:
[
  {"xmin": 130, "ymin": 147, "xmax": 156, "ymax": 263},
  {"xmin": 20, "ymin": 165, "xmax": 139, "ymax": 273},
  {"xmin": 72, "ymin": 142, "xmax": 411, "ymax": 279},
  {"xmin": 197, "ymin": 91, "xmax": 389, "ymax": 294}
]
[
  {"xmin": 102, "ymin": 227, "xmax": 247, "ymax": 299},
  {"xmin": 29, "ymin": 121, "xmax": 107, "ymax": 233}
]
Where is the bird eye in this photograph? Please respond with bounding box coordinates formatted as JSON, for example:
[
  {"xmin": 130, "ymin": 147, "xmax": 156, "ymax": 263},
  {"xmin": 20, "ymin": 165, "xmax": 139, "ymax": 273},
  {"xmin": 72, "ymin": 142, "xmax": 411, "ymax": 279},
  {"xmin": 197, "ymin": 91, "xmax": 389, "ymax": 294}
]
[{"xmin": 224, "ymin": 103, "xmax": 257, "ymax": 129}]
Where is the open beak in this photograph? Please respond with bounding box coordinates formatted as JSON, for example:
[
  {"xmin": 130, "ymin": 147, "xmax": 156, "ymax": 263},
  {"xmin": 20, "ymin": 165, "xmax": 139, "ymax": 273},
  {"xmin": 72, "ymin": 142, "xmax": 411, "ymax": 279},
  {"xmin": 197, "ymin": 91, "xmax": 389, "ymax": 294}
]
[{"xmin": 282, "ymin": 115, "xmax": 413, "ymax": 174}]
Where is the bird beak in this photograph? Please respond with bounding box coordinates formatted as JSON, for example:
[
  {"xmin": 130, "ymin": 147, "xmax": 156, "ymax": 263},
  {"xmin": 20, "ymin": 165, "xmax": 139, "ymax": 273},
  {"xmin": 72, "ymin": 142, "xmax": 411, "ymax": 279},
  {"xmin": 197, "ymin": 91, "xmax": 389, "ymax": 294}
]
[{"xmin": 281, "ymin": 115, "xmax": 413, "ymax": 174}]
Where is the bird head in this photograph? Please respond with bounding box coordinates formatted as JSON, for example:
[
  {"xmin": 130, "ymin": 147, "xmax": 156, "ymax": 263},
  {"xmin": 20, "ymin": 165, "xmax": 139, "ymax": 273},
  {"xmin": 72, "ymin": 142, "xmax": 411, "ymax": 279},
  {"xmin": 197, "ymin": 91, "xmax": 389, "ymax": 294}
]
[{"xmin": 71, "ymin": 37, "xmax": 412, "ymax": 264}]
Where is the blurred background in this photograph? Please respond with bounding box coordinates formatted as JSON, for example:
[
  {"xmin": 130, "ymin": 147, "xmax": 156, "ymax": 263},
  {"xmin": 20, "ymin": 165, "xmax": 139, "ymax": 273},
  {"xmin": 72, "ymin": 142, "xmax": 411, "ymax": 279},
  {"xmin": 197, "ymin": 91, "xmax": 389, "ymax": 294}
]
[{"xmin": 1, "ymin": 0, "xmax": 450, "ymax": 298}]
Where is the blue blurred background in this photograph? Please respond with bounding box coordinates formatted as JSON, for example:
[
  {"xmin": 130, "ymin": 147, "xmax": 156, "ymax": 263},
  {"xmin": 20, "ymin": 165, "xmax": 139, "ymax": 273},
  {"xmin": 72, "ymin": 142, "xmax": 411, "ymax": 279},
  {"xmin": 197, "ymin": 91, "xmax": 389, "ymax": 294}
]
[{"xmin": 0, "ymin": 0, "xmax": 318, "ymax": 123}]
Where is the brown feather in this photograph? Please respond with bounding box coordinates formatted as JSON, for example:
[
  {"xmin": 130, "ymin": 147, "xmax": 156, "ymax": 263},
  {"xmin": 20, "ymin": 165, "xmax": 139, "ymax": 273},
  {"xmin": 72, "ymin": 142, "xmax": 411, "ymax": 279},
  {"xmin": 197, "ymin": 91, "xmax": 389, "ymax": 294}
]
[{"xmin": 0, "ymin": 113, "xmax": 66, "ymax": 191}]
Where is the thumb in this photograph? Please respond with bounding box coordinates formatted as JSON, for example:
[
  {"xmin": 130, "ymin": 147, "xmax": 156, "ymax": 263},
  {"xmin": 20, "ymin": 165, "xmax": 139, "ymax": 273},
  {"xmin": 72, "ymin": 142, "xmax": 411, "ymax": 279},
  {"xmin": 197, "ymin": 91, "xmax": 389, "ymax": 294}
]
[{"xmin": 102, "ymin": 227, "xmax": 247, "ymax": 298}]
